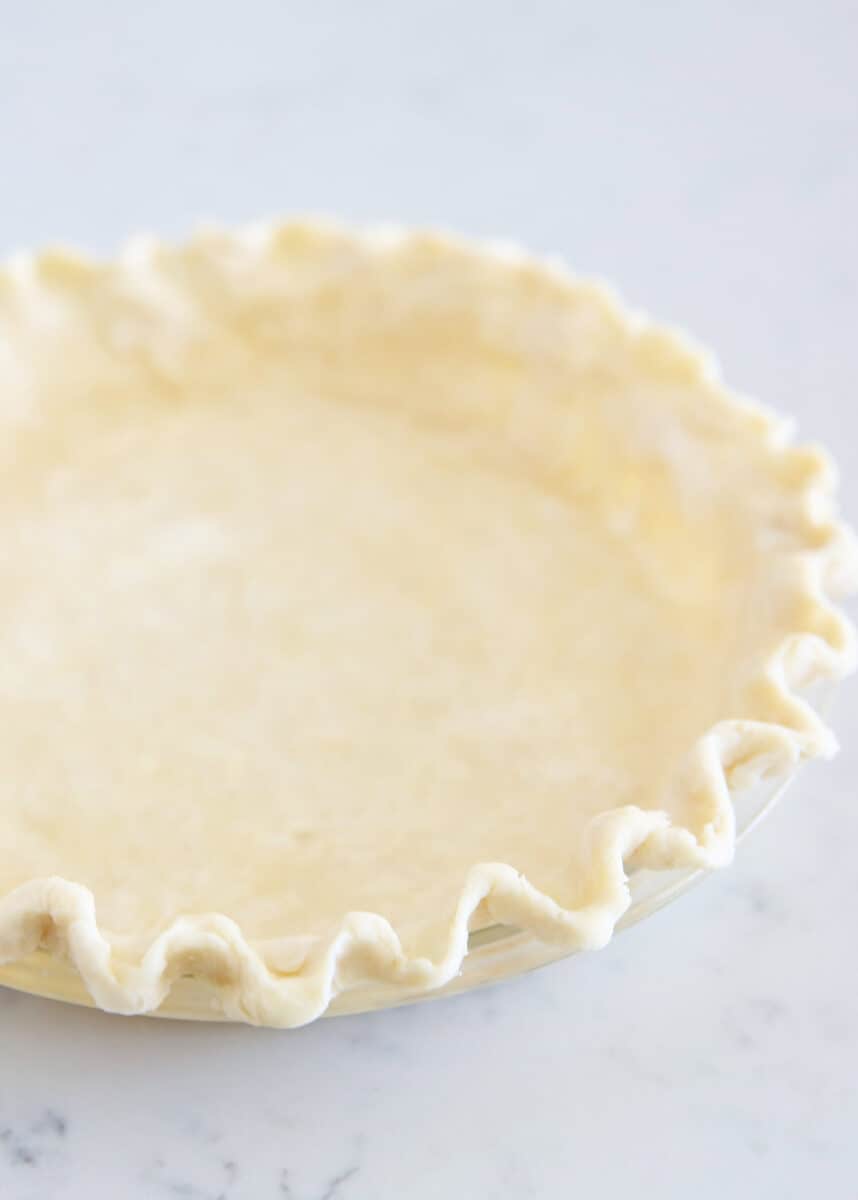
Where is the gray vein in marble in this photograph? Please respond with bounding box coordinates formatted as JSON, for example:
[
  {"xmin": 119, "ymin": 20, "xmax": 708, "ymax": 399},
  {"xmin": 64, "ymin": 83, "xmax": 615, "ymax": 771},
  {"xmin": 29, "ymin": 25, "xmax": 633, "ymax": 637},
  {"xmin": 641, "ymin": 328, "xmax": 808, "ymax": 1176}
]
[
  {"xmin": 143, "ymin": 1155, "xmax": 239, "ymax": 1200},
  {"xmin": 0, "ymin": 1108, "xmax": 68, "ymax": 1172},
  {"xmin": 277, "ymin": 1164, "xmax": 361, "ymax": 1200}
]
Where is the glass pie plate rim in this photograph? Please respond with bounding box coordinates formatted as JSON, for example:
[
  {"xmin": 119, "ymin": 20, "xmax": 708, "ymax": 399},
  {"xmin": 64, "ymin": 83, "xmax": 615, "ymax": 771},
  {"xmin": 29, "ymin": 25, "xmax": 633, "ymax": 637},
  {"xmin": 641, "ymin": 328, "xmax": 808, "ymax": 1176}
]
[{"xmin": 0, "ymin": 768, "xmax": 790, "ymax": 1024}]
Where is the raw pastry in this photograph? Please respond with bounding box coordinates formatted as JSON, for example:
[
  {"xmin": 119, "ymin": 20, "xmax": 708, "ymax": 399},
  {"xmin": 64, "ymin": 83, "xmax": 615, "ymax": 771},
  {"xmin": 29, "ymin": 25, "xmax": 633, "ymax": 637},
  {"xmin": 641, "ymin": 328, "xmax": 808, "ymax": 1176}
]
[{"xmin": 0, "ymin": 222, "xmax": 854, "ymax": 1025}]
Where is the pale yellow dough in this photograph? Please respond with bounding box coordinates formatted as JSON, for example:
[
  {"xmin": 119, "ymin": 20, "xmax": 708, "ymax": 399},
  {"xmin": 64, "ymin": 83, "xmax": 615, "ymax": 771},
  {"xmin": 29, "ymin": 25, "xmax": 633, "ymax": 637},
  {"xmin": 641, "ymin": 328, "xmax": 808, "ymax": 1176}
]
[{"xmin": 0, "ymin": 223, "xmax": 854, "ymax": 1024}]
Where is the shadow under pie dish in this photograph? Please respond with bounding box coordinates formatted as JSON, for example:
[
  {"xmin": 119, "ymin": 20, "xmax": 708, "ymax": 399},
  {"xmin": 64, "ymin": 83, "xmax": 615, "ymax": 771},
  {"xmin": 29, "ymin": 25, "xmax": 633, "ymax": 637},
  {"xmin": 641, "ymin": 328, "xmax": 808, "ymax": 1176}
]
[{"xmin": 0, "ymin": 222, "xmax": 855, "ymax": 1028}]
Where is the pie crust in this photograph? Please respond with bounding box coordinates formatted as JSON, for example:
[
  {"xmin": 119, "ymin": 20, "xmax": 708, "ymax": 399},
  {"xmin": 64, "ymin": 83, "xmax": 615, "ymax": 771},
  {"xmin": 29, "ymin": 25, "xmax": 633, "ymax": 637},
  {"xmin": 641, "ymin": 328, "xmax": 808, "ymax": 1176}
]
[{"xmin": 0, "ymin": 220, "xmax": 854, "ymax": 1026}]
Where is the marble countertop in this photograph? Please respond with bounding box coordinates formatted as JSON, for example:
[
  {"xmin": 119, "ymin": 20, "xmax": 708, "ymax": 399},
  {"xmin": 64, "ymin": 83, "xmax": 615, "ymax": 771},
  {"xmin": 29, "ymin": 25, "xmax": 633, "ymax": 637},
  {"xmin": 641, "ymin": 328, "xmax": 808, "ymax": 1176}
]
[{"xmin": 1, "ymin": 2, "xmax": 857, "ymax": 1196}]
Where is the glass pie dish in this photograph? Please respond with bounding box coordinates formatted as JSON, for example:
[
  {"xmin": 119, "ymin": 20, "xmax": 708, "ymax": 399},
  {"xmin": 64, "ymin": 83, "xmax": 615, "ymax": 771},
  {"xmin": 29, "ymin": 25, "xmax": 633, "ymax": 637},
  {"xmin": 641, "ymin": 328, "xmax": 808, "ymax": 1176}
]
[{"xmin": 0, "ymin": 221, "xmax": 854, "ymax": 1027}]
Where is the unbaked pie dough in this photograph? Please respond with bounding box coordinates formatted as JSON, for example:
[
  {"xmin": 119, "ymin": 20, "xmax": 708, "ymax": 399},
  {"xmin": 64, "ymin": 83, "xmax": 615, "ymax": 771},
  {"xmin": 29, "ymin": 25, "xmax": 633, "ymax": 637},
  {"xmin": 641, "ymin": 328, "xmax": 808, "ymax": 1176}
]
[{"xmin": 0, "ymin": 222, "xmax": 854, "ymax": 1025}]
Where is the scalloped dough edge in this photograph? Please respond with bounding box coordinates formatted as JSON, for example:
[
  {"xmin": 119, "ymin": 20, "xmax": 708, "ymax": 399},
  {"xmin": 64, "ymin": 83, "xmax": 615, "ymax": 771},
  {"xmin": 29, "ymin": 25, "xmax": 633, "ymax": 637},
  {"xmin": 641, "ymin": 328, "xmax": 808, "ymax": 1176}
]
[{"xmin": 0, "ymin": 219, "xmax": 856, "ymax": 1027}]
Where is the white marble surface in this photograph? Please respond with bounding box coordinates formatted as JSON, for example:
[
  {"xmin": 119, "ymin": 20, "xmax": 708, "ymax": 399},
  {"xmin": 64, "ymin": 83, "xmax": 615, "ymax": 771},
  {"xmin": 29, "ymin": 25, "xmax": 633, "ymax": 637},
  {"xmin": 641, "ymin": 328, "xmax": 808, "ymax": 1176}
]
[{"xmin": 1, "ymin": 2, "xmax": 857, "ymax": 1196}]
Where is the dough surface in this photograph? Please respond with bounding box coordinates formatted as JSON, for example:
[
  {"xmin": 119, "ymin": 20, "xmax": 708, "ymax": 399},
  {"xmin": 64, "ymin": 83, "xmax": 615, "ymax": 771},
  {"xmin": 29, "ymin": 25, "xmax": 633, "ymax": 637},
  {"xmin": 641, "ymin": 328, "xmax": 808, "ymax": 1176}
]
[{"xmin": 0, "ymin": 223, "xmax": 854, "ymax": 1022}]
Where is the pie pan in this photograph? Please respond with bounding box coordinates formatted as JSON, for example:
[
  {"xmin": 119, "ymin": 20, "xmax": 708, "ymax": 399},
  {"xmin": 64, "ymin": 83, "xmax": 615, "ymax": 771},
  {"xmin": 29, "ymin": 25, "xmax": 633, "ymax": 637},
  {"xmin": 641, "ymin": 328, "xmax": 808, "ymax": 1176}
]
[{"xmin": 0, "ymin": 221, "xmax": 854, "ymax": 1026}]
